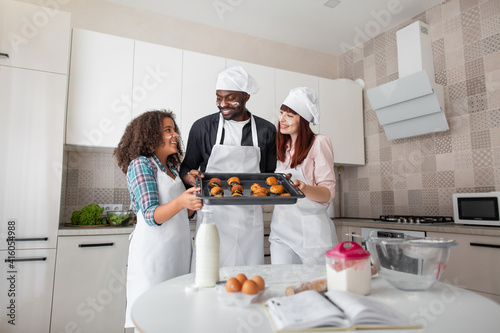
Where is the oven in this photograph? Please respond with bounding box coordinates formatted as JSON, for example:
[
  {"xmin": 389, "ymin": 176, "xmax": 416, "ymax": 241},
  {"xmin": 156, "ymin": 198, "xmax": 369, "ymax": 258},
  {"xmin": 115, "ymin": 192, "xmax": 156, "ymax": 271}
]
[{"xmin": 360, "ymin": 227, "xmax": 427, "ymax": 275}]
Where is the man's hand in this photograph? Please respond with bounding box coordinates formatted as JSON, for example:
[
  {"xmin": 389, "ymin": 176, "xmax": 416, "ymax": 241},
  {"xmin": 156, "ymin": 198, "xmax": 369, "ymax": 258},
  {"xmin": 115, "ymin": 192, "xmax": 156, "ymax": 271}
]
[{"xmin": 183, "ymin": 170, "xmax": 204, "ymax": 187}]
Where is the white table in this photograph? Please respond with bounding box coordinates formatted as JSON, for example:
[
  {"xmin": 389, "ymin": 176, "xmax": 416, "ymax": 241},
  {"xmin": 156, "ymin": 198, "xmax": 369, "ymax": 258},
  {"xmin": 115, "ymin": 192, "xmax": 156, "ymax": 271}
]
[{"xmin": 131, "ymin": 265, "xmax": 500, "ymax": 333}]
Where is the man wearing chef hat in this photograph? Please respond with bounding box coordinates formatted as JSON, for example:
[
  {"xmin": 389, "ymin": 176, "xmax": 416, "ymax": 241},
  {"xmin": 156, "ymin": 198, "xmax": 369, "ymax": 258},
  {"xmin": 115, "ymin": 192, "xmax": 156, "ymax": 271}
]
[
  {"xmin": 269, "ymin": 87, "xmax": 338, "ymax": 265},
  {"xmin": 180, "ymin": 66, "xmax": 277, "ymax": 268}
]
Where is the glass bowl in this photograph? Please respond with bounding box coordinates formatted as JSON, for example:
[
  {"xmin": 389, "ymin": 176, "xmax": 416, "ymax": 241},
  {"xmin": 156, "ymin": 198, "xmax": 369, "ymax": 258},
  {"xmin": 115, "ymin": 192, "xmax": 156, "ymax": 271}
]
[
  {"xmin": 107, "ymin": 210, "xmax": 134, "ymax": 226},
  {"xmin": 365, "ymin": 233, "xmax": 457, "ymax": 291}
]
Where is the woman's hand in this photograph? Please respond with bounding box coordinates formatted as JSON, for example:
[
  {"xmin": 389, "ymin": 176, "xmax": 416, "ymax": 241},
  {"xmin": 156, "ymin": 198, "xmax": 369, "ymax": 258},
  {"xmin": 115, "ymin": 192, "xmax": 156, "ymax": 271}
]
[
  {"xmin": 184, "ymin": 170, "xmax": 204, "ymax": 187},
  {"xmin": 293, "ymin": 179, "xmax": 306, "ymax": 191},
  {"xmin": 292, "ymin": 179, "xmax": 331, "ymax": 203},
  {"xmin": 179, "ymin": 187, "xmax": 203, "ymax": 211}
]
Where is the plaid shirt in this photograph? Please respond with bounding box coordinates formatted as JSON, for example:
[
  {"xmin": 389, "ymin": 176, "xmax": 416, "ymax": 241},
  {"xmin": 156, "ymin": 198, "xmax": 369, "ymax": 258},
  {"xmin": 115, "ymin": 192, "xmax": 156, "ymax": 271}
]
[{"xmin": 127, "ymin": 155, "xmax": 179, "ymax": 226}]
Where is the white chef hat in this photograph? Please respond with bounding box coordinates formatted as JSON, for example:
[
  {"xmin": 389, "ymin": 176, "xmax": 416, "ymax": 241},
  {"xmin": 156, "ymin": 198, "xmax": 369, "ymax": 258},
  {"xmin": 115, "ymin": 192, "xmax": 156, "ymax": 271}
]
[
  {"xmin": 282, "ymin": 87, "xmax": 320, "ymax": 125},
  {"xmin": 215, "ymin": 66, "xmax": 259, "ymax": 95}
]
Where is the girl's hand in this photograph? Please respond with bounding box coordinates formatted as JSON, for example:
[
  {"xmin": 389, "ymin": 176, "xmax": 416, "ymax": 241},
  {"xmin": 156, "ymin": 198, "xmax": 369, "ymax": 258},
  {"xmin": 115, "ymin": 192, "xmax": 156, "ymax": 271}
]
[{"xmin": 180, "ymin": 187, "xmax": 203, "ymax": 211}]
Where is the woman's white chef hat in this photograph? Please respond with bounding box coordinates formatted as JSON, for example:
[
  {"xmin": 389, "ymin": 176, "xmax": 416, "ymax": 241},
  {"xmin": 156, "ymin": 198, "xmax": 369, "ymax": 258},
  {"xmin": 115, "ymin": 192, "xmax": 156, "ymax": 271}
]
[
  {"xmin": 216, "ymin": 66, "xmax": 259, "ymax": 95},
  {"xmin": 282, "ymin": 87, "xmax": 320, "ymax": 125}
]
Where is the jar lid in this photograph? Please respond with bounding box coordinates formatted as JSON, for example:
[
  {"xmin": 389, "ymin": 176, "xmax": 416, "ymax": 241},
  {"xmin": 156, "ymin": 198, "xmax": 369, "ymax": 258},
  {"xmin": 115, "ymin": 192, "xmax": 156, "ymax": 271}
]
[{"xmin": 326, "ymin": 241, "xmax": 370, "ymax": 259}]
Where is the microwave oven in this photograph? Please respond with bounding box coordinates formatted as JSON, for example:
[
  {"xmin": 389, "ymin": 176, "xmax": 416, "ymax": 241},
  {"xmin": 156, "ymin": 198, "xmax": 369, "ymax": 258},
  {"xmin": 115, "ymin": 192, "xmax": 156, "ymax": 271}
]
[{"xmin": 453, "ymin": 192, "xmax": 500, "ymax": 226}]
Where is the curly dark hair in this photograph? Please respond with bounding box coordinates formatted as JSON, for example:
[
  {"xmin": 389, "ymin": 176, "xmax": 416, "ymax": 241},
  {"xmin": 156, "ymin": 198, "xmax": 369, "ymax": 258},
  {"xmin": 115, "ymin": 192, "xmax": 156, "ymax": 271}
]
[{"xmin": 114, "ymin": 110, "xmax": 184, "ymax": 174}]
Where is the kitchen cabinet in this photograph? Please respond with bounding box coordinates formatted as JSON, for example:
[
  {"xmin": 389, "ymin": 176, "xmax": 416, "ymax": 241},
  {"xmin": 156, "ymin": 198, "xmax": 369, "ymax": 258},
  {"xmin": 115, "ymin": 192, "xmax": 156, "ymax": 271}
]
[
  {"xmin": 335, "ymin": 225, "xmax": 363, "ymax": 245},
  {"xmin": 181, "ymin": 50, "xmax": 226, "ymax": 140},
  {"xmin": 64, "ymin": 31, "xmax": 365, "ymax": 163},
  {"xmin": 0, "ymin": 66, "xmax": 67, "ymax": 250},
  {"xmin": 0, "ymin": 2, "xmax": 70, "ymax": 331},
  {"xmin": 51, "ymin": 234, "xmax": 130, "ymax": 332},
  {"xmin": 275, "ymin": 68, "xmax": 319, "ymax": 133},
  {"xmin": 0, "ymin": 249, "xmax": 56, "ymax": 332},
  {"xmin": 427, "ymin": 231, "xmax": 500, "ymax": 304},
  {"xmin": 0, "ymin": 0, "xmax": 71, "ymax": 74},
  {"xmin": 65, "ymin": 29, "xmax": 134, "ymax": 148},
  {"xmin": 348, "ymin": 226, "xmax": 363, "ymax": 245},
  {"xmin": 319, "ymin": 78, "xmax": 365, "ymax": 165},
  {"xmin": 226, "ymin": 59, "xmax": 277, "ymax": 125},
  {"xmin": 132, "ymin": 40, "xmax": 183, "ymax": 119}
]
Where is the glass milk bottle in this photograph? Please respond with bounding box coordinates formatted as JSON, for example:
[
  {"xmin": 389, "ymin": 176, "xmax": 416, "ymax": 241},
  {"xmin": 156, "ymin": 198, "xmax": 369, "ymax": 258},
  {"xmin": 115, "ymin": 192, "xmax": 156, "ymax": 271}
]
[{"xmin": 195, "ymin": 209, "xmax": 220, "ymax": 287}]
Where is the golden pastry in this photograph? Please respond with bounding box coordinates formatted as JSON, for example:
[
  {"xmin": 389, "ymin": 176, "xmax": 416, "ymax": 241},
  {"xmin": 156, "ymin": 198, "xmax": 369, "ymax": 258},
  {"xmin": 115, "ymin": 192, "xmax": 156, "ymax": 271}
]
[
  {"xmin": 250, "ymin": 183, "xmax": 262, "ymax": 193},
  {"xmin": 266, "ymin": 176, "xmax": 279, "ymax": 186},
  {"xmin": 208, "ymin": 178, "xmax": 222, "ymax": 188},
  {"xmin": 227, "ymin": 177, "xmax": 241, "ymax": 187},
  {"xmin": 253, "ymin": 187, "xmax": 268, "ymax": 196},
  {"xmin": 231, "ymin": 184, "xmax": 244, "ymax": 195},
  {"xmin": 270, "ymin": 185, "xmax": 284, "ymax": 195},
  {"xmin": 210, "ymin": 186, "xmax": 224, "ymax": 197}
]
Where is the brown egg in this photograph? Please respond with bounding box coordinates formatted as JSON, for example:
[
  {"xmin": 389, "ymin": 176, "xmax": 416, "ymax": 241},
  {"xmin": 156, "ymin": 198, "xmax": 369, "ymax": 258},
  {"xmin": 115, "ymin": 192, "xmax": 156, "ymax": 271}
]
[
  {"xmin": 241, "ymin": 280, "xmax": 259, "ymax": 295},
  {"xmin": 225, "ymin": 278, "xmax": 242, "ymax": 293},
  {"xmin": 251, "ymin": 275, "xmax": 265, "ymax": 291},
  {"xmin": 235, "ymin": 273, "xmax": 248, "ymax": 284}
]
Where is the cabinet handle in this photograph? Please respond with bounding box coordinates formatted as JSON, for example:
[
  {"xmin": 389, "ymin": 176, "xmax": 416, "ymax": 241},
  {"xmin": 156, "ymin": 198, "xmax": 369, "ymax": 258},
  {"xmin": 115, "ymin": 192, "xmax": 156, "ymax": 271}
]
[
  {"xmin": 8, "ymin": 237, "xmax": 48, "ymax": 242},
  {"xmin": 470, "ymin": 242, "xmax": 500, "ymax": 249},
  {"xmin": 0, "ymin": 53, "xmax": 9, "ymax": 59},
  {"xmin": 5, "ymin": 257, "xmax": 47, "ymax": 263},
  {"xmin": 79, "ymin": 242, "xmax": 114, "ymax": 248}
]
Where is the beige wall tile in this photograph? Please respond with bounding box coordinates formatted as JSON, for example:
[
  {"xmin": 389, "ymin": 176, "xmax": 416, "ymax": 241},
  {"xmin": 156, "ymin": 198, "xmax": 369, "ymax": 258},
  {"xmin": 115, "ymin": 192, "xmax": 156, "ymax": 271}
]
[{"xmin": 436, "ymin": 153, "xmax": 454, "ymax": 171}]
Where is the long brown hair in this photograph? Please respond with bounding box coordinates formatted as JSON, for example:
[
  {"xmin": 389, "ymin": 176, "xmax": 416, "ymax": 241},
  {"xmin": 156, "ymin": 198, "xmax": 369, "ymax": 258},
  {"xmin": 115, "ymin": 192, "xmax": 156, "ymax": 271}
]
[
  {"xmin": 114, "ymin": 110, "xmax": 183, "ymax": 174},
  {"xmin": 276, "ymin": 105, "xmax": 315, "ymax": 168}
]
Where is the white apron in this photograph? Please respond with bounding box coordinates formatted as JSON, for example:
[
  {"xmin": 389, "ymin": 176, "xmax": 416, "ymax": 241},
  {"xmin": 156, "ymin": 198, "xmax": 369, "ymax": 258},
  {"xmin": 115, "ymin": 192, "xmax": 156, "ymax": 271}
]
[
  {"xmin": 125, "ymin": 158, "xmax": 192, "ymax": 328},
  {"xmin": 192, "ymin": 113, "xmax": 264, "ymax": 269},
  {"xmin": 269, "ymin": 164, "xmax": 338, "ymax": 265}
]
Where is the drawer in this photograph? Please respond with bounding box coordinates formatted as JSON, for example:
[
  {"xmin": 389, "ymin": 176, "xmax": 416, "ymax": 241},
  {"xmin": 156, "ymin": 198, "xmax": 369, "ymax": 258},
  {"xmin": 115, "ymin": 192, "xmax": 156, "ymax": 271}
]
[{"xmin": 428, "ymin": 232, "xmax": 500, "ymax": 296}]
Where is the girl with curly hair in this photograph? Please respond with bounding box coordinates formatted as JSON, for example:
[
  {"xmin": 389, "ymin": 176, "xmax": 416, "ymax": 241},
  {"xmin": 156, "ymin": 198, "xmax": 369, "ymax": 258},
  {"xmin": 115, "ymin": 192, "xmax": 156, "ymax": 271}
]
[{"xmin": 114, "ymin": 110, "xmax": 203, "ymax": 330}]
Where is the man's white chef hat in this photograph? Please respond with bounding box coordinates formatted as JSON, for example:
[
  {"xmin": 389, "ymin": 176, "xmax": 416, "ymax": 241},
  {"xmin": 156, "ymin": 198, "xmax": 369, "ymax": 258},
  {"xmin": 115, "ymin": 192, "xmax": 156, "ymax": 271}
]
[
  {"xmin": 216, "ymin": 66, "xmax": 259, "ymax": 95},
  {"xmin": 282, "ymin": 87, "xmax": 320, "ymax": 125}
]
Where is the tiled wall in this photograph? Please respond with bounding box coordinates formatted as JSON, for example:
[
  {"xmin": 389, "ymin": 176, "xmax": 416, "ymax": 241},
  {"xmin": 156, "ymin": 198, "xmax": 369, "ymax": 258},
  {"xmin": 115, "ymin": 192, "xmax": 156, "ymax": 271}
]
[
  {"xmin": 60, "ymin": 149, "xmax": 130, "ymax": 224},
  {"xmin": 337, "ymin": 0, "xmax": 500, "ymax": 218}
]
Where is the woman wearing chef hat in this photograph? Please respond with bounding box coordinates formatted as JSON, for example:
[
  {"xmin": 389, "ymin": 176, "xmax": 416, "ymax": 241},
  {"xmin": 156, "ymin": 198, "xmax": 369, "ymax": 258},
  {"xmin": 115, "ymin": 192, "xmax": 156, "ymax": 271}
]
[{"xmin": 269, "ymin": 87, "xmax": 338, "ymax": 265}]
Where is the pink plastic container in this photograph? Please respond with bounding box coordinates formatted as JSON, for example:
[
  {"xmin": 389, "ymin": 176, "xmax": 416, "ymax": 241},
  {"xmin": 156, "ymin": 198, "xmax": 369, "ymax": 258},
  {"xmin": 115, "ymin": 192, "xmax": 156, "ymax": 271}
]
[{"xmin": 325, "ymin": 241, "xmax": 371, "ymax": 295}]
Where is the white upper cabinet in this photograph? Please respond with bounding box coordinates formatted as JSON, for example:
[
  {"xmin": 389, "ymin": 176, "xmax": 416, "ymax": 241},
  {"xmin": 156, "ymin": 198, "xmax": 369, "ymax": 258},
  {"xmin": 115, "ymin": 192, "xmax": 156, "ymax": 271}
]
[
  {"xmin": 0, "ymin": 0, "xmax": 71, "ymax": 74},
  {"xmin": 226, "ymin": 59, "xmax": 277, "ymax": 126},
  {"xmin": 181, "ymin": 50, "xmax": 226, "ymax": 141},
  {"xmin": 132, "ymin": 41, "xmax": 183, "ymax": 120},
  {"xmin": 65, "ymin": 29, "xmax": 134, "ymax": 148},
  {"xmin": 319, "ymin": 78, "xmax": 365, "ymax": 165},
  {"xmin": 276, "ymin": 69, "xmax": 320, "ymax": 133},
  {"xmin": 63, "ymin": 31, "xmax": 365, "ymax": 163}
]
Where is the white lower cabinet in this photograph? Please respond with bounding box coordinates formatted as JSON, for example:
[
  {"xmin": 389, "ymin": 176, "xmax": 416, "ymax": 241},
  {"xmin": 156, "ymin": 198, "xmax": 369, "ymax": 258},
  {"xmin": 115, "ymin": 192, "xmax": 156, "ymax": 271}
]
[
  {"xmin": 51, "ymin": 235, "xmax": 130, "ymax": 332},
  {"xmin": 0, "ymin": 249, "xmax": 56, "ymax": 333},
  {"xmin": 427, "ymin": 232, "xmax": 500, "ymax": 304}
]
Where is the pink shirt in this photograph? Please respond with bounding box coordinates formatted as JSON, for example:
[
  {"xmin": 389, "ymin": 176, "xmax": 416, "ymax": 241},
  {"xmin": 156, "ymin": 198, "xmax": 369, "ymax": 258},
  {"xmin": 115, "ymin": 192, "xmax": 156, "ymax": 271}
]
[{"xmin": 276, "ymin": 134, "xmax": 336, "ymax": 205}]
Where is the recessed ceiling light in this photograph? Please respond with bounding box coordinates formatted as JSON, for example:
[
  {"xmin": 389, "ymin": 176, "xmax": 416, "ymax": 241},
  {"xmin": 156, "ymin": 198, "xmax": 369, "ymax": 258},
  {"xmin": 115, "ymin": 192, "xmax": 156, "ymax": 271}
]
[{"xmin": 324, "ymin": 0, "xmax": 342, "ymax": 8}]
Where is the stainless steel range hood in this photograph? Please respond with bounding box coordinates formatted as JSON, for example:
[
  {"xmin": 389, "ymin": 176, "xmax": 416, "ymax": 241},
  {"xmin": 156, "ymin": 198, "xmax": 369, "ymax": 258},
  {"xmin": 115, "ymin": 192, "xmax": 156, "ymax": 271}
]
[{"xmin": 366, "ymin": 21, "xmax": 448, "ymax": 140}]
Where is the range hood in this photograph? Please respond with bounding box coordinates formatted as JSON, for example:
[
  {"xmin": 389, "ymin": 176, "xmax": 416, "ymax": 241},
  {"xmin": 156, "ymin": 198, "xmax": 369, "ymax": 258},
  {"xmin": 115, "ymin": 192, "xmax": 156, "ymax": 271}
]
[{"xmin": 366, "ymin": 21, "xmax": 448, "ymax": 140}]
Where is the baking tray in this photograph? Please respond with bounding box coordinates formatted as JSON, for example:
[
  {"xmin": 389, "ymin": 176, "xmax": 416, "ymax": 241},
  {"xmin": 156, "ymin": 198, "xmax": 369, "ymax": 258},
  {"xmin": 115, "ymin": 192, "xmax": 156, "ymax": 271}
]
[{"xmin": 195, "ymin": 173, "xmax": 305, "ymax": 205}]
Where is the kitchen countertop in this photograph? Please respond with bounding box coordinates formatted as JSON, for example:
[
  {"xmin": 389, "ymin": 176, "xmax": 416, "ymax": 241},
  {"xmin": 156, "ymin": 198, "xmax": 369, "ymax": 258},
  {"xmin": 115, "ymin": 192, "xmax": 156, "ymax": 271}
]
[
  {"xmin": 58, "ymin": 224, "xmax": 135, "ymax": 236},
  {"xmin": 131, "ymin": 264, "xmax": 500, "ymax": 333},
  {"xmin": 332, "ymin": 218, "xmax": 500, "ymax": 237}
]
